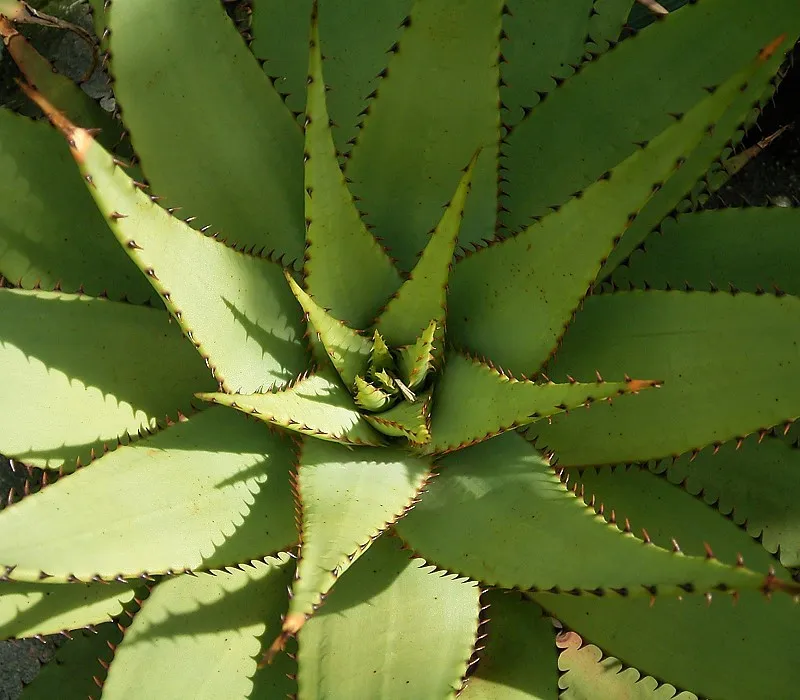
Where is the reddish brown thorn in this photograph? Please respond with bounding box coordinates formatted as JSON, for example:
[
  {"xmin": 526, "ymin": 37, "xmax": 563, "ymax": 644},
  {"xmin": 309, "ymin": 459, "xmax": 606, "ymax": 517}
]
[
  {"xmin": 671, "ymin": 538, "xmax": 681, "ymax": 554},
  {"xmin": 641, "ymin": 528, "xmax": 652, "ymax": 544},
  {"xmin": 703, "ymin": 542, "xmax": 716, "ymax": 560}
]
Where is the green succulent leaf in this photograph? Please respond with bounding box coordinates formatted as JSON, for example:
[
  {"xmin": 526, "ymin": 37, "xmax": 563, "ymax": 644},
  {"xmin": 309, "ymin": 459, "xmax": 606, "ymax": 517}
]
[
  {"xmin": 424, "ymin": 353, "xmax": 659, "ymax": 455},
  {"xmin": 396, "ymin": 432, "xmax": 786, "ymax": 594},
  {"xmin": 0, "ymin": 111, "xmax": 156, "ymax": 303},
  {"xmin": 353, "ymin": 375, "xmax": 393, "ymax": 412},
  {"xmin": 527, "ymin": 291, "xmax": 800, "ymax": 466},
  {"xmin": 102, "ymin": 557, "xmax": 296, "ymax": 700},
  {"xmin": 198, "ymin": 368, "xmax": 383, "ymax": 446},
  {"xmin": 370, "ymin": 329, "xmax": 395, "ymax": 374},
  {"xmin": 610, "ymin": 208, "xmax": 800, "ymax": 296},
  {"xmin": 278, "ymin": 440, "xmax": 432, "ymax": 649},
  {"xmin": 0, "ymin": 580, "xmax": 134, "ymax": 640},
  {"xmin": 297, "ymin": 534, "xmax": 480, "ymax": 699},
  {"xmin": 0, "ymin": 1, "xmax": 24, "ymax": 18},
  {"xmin": 0, "ymin": 408, "xmax": 296, "ymax": 581},
  {"xmin": 556, "ymin": 631, "xmax": 696, "ymax": 700},
  {"xmin": 376, "ymin": 154, "xmax": 477, "ymax": 350},
  {"xmin": 450, "ymin": 42, "xmax": 782, "ymax": 374},
  {"xmin": 302, "ymin": 7, "xmax": 401, "ymax": 327},
  {"xmin": 108, "ymin": 0, "xmax": 305, "ymax": 263},
  {"xmin": 364, "ymin": 389, "xmax": 433, "ymax": 444},
  {"xmin": 346, "ymin": 0, "xmax": 502, "ymax": 269},
  {"xmin": 396, "ymin": 320, "xmax": 437, "ymax": 390},
  {"xmin": 500, "ymin": 0, "xmax": 800, "ymax": 234},
  {"xmin": 0, "ymin": 288, "xmax": 212, "ymax": 469},
  {"xmin": 534, "ymin": 591, "xmax": 800, "ymax": 700},
  {"xmin": 285, "ymin": 273, "xmax": 371, "ymax": 388},
  {"xmin": 459, "ymin": 592, "xmax": 557, "ymax": 700},
  {"xmin": 35, "ymin": 110, "xmax": 308, "ymax": 394}
]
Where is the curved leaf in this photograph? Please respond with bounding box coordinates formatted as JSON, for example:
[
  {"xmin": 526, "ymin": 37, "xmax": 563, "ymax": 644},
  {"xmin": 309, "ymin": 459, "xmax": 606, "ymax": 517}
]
[
  {"xmin": 528, "ymin": 291, "xmax": 800, "ymax": 466},
  {"xmin": 0, "ymin": 288, "xmax": 212, "ymax": 469},
  {"xmin": 102, "ymin": 558, "xmax": 296, "ymax": 700},
  {"xmin": 297, "ymin": 534, "xmax": 480, "ymax": 699},
  {"xmin": 396, "ymin": 320, "xmax": 437, "ymax": 390},
  {"xmin": 0, "ymin": 408, "xmax": 296, "ymax": 582},
  {"xmin": 365, "ymin": 389, "xmax": 433, "ymax": 444},
  {"xmin": 108, "ymin": 0, "xmax": 305, "ymax": 263},
  {"xmin": 396, "ymin": 433, "xmax": 785, "ymax": 594}
]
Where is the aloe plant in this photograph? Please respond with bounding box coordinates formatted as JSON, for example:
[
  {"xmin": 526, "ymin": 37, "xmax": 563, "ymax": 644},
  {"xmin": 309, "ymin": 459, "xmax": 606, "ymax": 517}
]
[{"xmin": 1, "ymin": 0, "xmax": 800, "ymax": 697}]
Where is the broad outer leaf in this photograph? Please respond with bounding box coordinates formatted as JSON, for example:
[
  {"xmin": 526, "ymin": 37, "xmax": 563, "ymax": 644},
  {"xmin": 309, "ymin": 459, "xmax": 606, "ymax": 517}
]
[
  {"xmin": 102, "ymin": 557, "xmax": 295, "ymax": 700},
  {"xmin": 297, "ymin": 535, "xmax": 480, "ymax": 699},
  {"xmin": 459, "ymin": 592, "xmax": 557, "ymax": 700},
  {"xmin": 0, "ymin": 110, "xmax": 156, "ymax": 304},
  {"xmin": 198, "ymin": 369, "xmax": 383, "ymax": 446},
  {"xmin": 396, "ymin": 432, "xmax": 785, "ymax": 594},
  {"xmin": 108, "ymin": 0, "xmax": 305, "ymax": 263},
  {"xmin": 0, "ymin": 408, "xmax": 296, "ymax": 582},
  {"xmin": 528, "ymin": 292, "xmax": 800, "ymax": 466},
  {"xmin": 346, "ymin": 0, "xmax": 502, "ymax": 270},
  {"xmin": 557, "ymin": 631, "xmax": 696, "ymax": 700},
  {"xmin": 449, "ymin": 39, "xmax": 785, "ymax": 375},
  {"xmin": 0, "ymin": 288, "xmax": 212, "ymax": 469},
  {"xmin": 303, "ymin": 10, "xmax": 401, "ymax": 327},
  {"xmin": 424, "ymin": 352, "xmax": 659, "ymax": 455},
  {"xmin": 535, "ymin": 591, "xmax": 800, "ymax": 700},
  {"xmin": 279, "ymin": 441, "xmax": 432, "ymax": 645},
  {"xmin": 0, "ymin": 580, "xmax": 133, "ymax": 640},
  {"xmin": 29, "ymin": 98, "xmax": 309, "ymax": 394}
]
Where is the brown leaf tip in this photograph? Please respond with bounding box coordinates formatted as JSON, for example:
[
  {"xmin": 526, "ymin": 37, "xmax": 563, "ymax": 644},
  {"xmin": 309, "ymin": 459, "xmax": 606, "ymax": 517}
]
[{"xmin": 17, "ymin": 81, "xmax": 91, "ymax": 158}]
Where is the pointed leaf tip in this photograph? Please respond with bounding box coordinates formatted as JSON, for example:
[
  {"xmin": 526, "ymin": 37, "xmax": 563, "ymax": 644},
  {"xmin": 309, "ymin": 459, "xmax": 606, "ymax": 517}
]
[{"xmin": 759, "ymin": 34, "xmax": 787, "ymax": 62}]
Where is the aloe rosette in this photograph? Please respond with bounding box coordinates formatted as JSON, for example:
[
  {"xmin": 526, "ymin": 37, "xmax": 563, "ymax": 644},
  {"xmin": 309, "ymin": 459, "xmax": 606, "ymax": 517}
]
[{"xmin": 1, "ymin": 0, "xmax": 800, "ymax": 698}]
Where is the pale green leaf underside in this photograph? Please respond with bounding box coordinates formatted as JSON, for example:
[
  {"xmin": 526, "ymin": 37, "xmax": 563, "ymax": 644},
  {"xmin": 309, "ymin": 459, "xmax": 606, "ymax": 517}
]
[
  {"xmin": 557, "ymin": 632, "xmax": 697, "ymax": 700},
  {"xmin": 424, "ymin": 353, "xmax": 656, "ymax": 455},
  {"xmin": 376, "ymin": 155, "xmax": 477, "ymax": 348},
  {"xmin": 0, "ymin": 408, "xmax": 296, "ymax": 582},
  {"xmin": 0, "ymin": 111, "xmax": 156, "ymax": 304},
  {"xmin": 450, "ymin": 47, "xmax": 775, "ymax": 375},
  {"xmin": 109, "ymin": 0, "xmax": 305, "ymax": 264},
  {"xmin": 285, "ymin": 273, "xmax": 371, "ymax": 388},
  {"xmin": 459, "ymin": 592, "xmax": 557, "ymax": 700},
  {"xmin": 396, "ymin": 433, "xmax": 778, "ymax": 593},
  {"xmin": 0, "ymin": 288, "xmax": 212, "ymax": 469},
  {"xmin": 610, "ymin": 208, "xmax": 800, "ymax": 296},
  {"xmin": 63, "ymin": 126, "xmax": 308, "ymax": 394},
  {"xmin": 102, "ymin": 557, "xmax": 295, "ymax": 700},
  {"xmin": 199, "ymin": 368, "xmax": 383, "ymax": 446},
  {"xmin": 535, "ymin": 591, "xmax": 800, "ymax": 700},
  {"xmin": 0, "ymin": 580, "xmax": 133, "ymax": 640},
  {"xmin": 303, "ymin": 11, "xmax": 401, "ymax": 327},
  {"xmin": 346, "ymin": 0, "xmax": 502, "ymax": 270},
  {"xmin": 528, "ymin": 292, "xmax": 800, "ymax": 465},
  {"xmin": 287, "ymin": 441, "xmax": 431, "ymax": 625},
  {"xmin": 298, "ymin": 535, "xmax": 480, "ymax": 699}
]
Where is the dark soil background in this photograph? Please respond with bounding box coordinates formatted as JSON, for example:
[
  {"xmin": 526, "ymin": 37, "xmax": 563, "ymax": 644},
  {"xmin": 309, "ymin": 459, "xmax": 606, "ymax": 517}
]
[{"xmin": 0, "ymin": 1, "xmax": 798, "ymax": 696}]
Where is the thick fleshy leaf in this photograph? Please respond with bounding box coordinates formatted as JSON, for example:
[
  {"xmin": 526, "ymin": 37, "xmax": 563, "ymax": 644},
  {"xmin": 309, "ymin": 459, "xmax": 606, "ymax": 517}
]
[
  {"xmin": 102, "ymin": 558, "xmax": 295, "ymax": 700},
  {"xmin": 285, "ymin": 273, "xmax": 370, "ymax": 388},
  {"xmin": 0, "ymin": 408, "xmax": 296, "ymax": 582},
  {"xmin": 302, "ymin": 9, "xmax": 401, "ymax": 327},
  {"xmin": 370, "ymin": 329, "xmax": 395, "ymax": 374},
  {"xmin": 297, "ymin": 534, "xmax": 480, "ymax": 699},
  {"xmin": 610, "ymin": 208, "xmax": 800, "ymax": 296},
  {"xmin": 648, "ymin": 436, "xmax": 800, "ymax": 568},
  {"xmin": 500, "ymin": 0, "xmax": 800, "ymax": 233},
  {"xmin": 0, "ymin": 0, "xmax": 24, "ymax": 18},
  {"xmin": 0, "ymin": 111, "xmax": 156, "ymax": 304},
  {"xmin": 396, "ymin": 432, "xmax": 785, "ymax": 594},
  {"xmin": 424, "ymin": 353, "xmax": 659, "ymax": 455},
  {"xmin": 528, "ymin": 292, "xmax": 800, "ymax": 466},
  {"xmin": 353, "ymin": 375, "xmax": 392, "ymax": 412},
  {"xmin": 396, "ymin": 320, "xmax": 436, "ymax": 390},
  {"xmin": 449, "ymin": 42, "xmax": 781, "ymax": 375},
  {"xmin": 346, "ymin": 0, "xmax": 502, "ymax": 270},
  {"xmin": 0, "ymin": 581, "xmax": 134, "ymax": 640},
  {"xmin": 556, "ymin": 631, "xmax": 696, "ymax": 700},
  {"xmin": 535, "ymin": 591, "xmax": 800, "ymax": 700},
  {"xmin": 376, "ymin": 155, "xmax": 477, "ymax": 349},
  {"xmin": 365, "ymin": 389, "xmax": 433, "ymax": 444},
  {"xmin": 0, "ymin": 288, "xmax": 211, "ymax": 469},
  {"xmin": 459, "ymin": 592, "xmax": 557, "ymax": 700},
  {"xmin": 278, "ymin": 441, "xmax": 431, "ymax": 646},
  {"xmin": 198, "ymin": 369, "xmax": 383, "ymax": 446},
  {"xmin": 108, "ymin": 0, "xmax": 305, "ymax": 263},
  {"xmin": 30, "ymin": 100, "xmax": 308, "ymax": 394}
]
